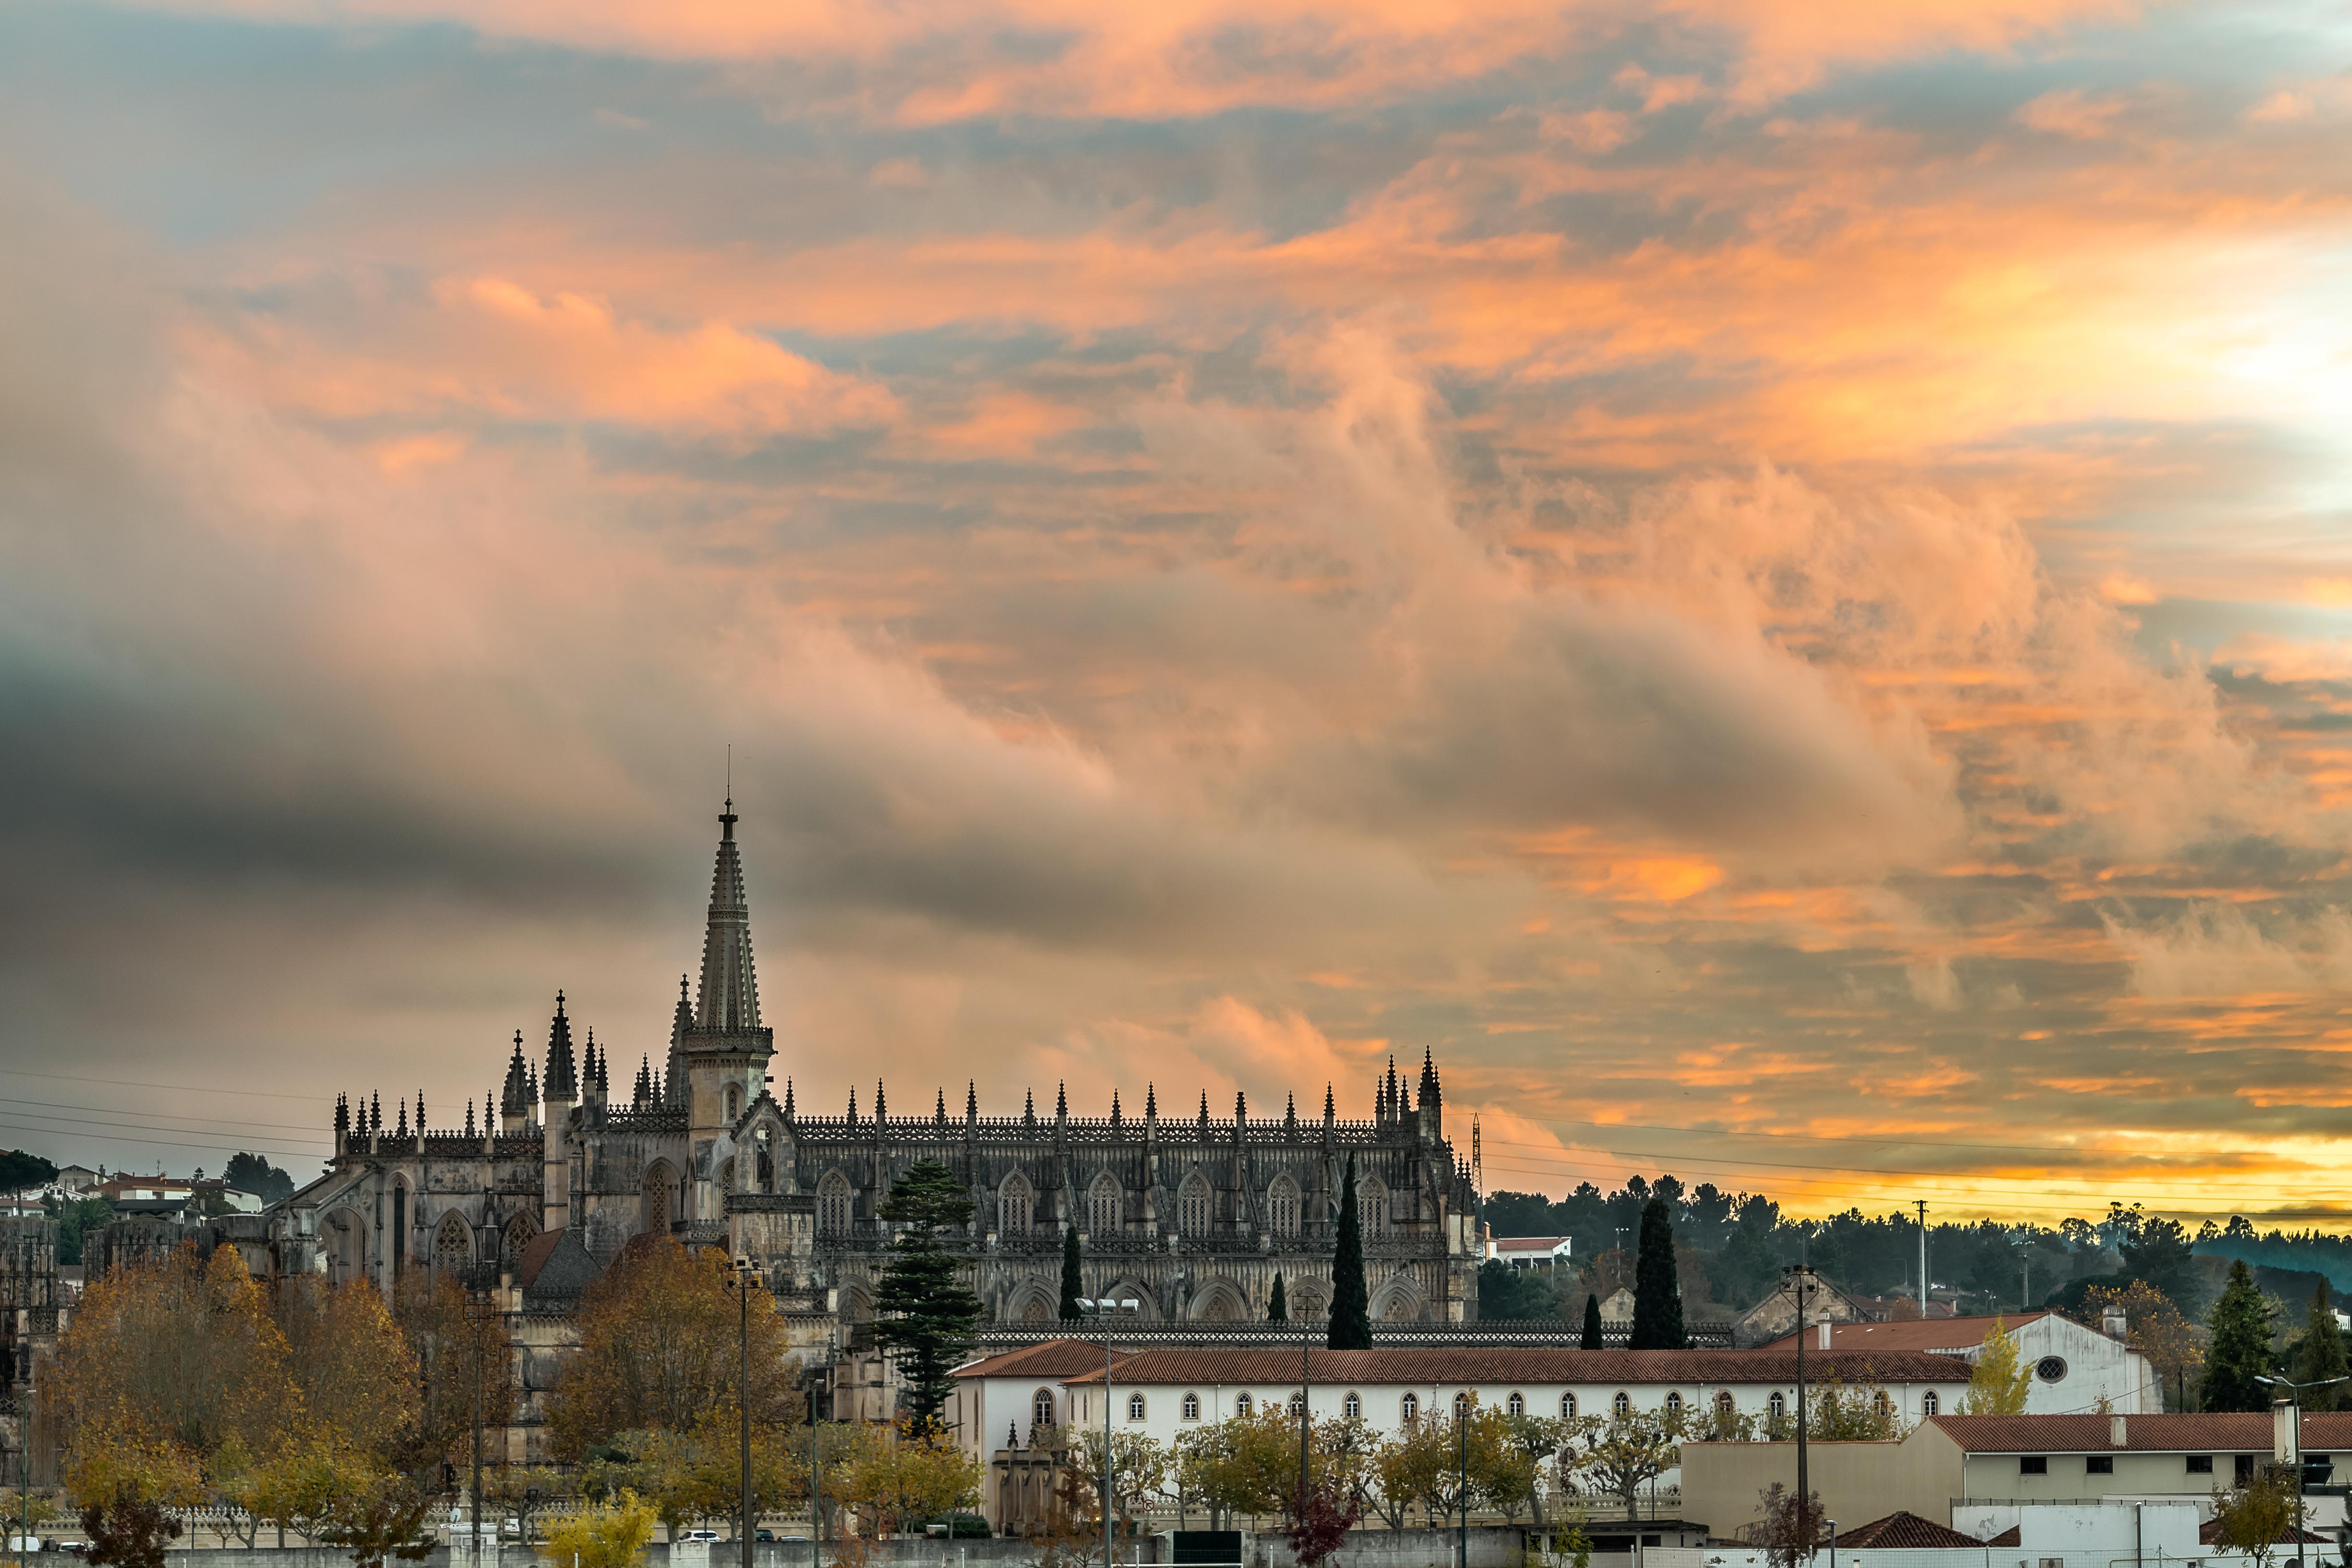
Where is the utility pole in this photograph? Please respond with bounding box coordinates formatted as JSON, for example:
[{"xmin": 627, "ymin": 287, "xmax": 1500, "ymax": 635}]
[
  {"xmin": 1297, "ymin": 1318, "xmax": 1311, "ymax": 1526},
  {"xmin": 1788, "ymin": 1263, "xmax": 1817, "ymax": 1561},
  {"xmin": 1457, "ymin": 1396, "xmax": 1469, "ymax": 1568},
  {"xmin": 1080, "ymin": 1297, "xmax": 1139, "ymax": 1568},
  {"xmin": 731, "ymin": 1258, "xmax": 759, "ymax": 1568}
]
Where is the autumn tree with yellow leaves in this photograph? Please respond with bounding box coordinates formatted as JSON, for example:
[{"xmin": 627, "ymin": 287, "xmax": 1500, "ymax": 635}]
[
  {"xmin": 544, "ymin": 1237, "xmax": 802, "ymax": 1460},
  {"xmin": 57, "ymin": 1242, "xmax": 429, "ymax": 1550}
]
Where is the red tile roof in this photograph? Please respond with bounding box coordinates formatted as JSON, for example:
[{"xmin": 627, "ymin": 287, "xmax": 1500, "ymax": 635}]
[
  {"xmin": 1837, "ymin": 1512, "xmax": 1985, "ymax": 1549},
  {"xmin": 1057, "ymin": 1347, "xmax": 1971, "ymax": 1385},
  {"xmin": 957, "ymin": 1338, "xmax": 1139, "ymax": 1380},
  {"xmin": 512, "ymin": 1226, "xmax": 565, "ymax": 1288},
  {"xmin": 2201, "ymin": 1519, "xmax": 2329, "ymax": 1545},
  {"xmin": 1929, "ymin": 1413, "xmax": 2352, "ymax": 1452},
  {"xmin": 1984, "ymin": 1527, "xmax": 2021, "ymax": 1547},
  {"xmin": 1761, "ymin": 1312, "xmax": 2058, "ymax": 1355}
]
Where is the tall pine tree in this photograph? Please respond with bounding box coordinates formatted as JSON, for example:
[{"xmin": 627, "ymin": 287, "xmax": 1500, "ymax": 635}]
[
  {"xmin": 872, "ymin": 1161, "xmax": 984, "ymax": 1425},
  {"xmin": 1328, "ymin": 1153, "xmax": 1372, "ymax": 1349},
  {"xmin": 1059, "ymin": 1225, "xmax": 1084, "ymax": 1321},
  {"xmin": 1581, "ymin": 1292, "xmax": 1605, "ymax": 1349},
  {"xmin": 2297, "ymin": 1281, "xmax": 2349, "ymax": 1412},
  {"xmin": 2202, "ymin": 1259, "xmax": 2275, "ymax": 1412},
  {"xmin": 1268, "ymin": 1273, "xmax": 1288, "ymax": 1323},
  {"xmin": 1628, "ymin": 1196, "xmax": 1686, "ymax": 1350}
]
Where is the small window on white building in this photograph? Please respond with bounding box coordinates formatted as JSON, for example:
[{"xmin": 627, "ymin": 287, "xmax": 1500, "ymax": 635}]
[
  {"xmin": 1344, "ymin": 1392, "xmax": 1362, "ymax": 1419},
  {"xmin": 1664, "ymin": 1392, "xmax": 1682, "ymax": 1419},
  {"xmin": 1454, "ymin": 1392, "xmax": 1473, "ymax": 1419},
  {"xmin": 1182, "ymin": 1392, "xmax": 1200, "ymax": 1421},
  {"xmin": 1401, "ymin": 1393, "xmax": 1419, "ymax": 1423},
  {"xmin": 1613, "ymin": 1391, "xmax": 1631, "ymax": 1419},
  {"xmin": 1561, "ymin": 1392, "xmax": 1577, "ymax": 1420},
  {"xmin": 1923, "ymin": 1391, "xmax": 1939, "ymax": 1417},
  {"xmin": 1128, "ymin": 1393, "xmax": 1147, "ymax": 1422},
  {"xmin": 1237, "ymin": 1392, "xmax": 1253, "ymax": 1417},
  {"xmin": 1033, "ymin": 1389, "xmax": 1055, "ymax": 1430},
  {"xmin": 1715, "ymin": 1392, "xmax": 1736, "ymax": 1417},
  {"xmin": 1507, "ymin": 1392, "xmax": 1526, "ymax": 1417},
  {"xmin": 1768, "ymin": 1392, "xmax": 1786, "ymax": 1421}
]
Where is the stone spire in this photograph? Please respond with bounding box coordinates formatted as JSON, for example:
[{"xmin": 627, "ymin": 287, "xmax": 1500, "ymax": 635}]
[
  {"xmin": 967, "ymin": 1081, "xmax": 979, "ymax": 1122},
  {"xmin": 694, "ymin": 799, "xmax": 761, "ymax": 1033},
  {"xmin": 465, "ymin": 1098, "xmax": 476, "ymax": 1139},
  {"xmin": 935, "ymin": 1087, "xmax": 948, "ymax": 1124},
  {"xmin": 542, "ymin": 992, "xmax": 578, "ymax": 1102},
  {"xmin": 783, "ymin": 1078, "xmax": 795, "ymax": 1119}
]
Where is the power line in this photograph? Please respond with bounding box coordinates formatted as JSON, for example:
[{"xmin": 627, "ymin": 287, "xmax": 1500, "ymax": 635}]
[
  {"xmin": 4, "ymin": 1095, "xmax": 330, "ymax": 1136},
  {"xmin": 0, "ymin": 1063, "xmax": 331, "ymax": 1103},
  {"xmin": 0, "ymin": 1107, "xmax": 333, "ymax": 1149},
  {"xmin": 0, "ymin": 1115, "xmax": 325, "ymax": 1165}
]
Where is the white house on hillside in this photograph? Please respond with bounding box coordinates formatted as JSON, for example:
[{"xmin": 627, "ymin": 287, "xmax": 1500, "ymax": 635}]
[{"xmin": 1757, "ymin": 1310, "xmax": 2157, "ymax": 1414}]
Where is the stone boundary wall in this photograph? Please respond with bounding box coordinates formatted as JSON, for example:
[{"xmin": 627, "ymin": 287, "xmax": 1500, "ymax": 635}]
[{"xmin": 154, "ymin": 1525, "xmax": 1534, "ymax": 1568}]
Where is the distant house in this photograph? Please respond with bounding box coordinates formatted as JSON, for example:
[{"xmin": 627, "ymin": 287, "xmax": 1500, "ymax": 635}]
[
  {"xmin": 99, "ymin": 1176, "xmax": 193, "ymax": 1203},
  {"xmin": 1488, "ymin": 1235, "xmax": 1573, "ymax": 1270},
  {"xmin": 1731, "ymin": 1272, "xmax": 1881, "ymax": 1346},
  {"xmin": 1756, "ymin": 1310, "xmax": 2157, "ymax": 1414},
  {"xmin": 53, "ymin": 1165, "xmax": 100, "ymax": 1195}
]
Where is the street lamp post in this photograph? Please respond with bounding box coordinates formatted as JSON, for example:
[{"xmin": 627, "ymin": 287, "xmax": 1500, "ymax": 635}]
[
  {"xmin": 2256, "ymin": 1373, "xmax": 2350, "ymax": 1568},
  {"xmin": 1297, "ymin": 1317, "xmax": 1311, "ymax": 1529},
  {"xmin": 812, "ymin": 1330, "xmax": 836, "ymax": 1568},
  {"xmin": 728, "ymin": 1259, "xmax": 761, "ymax": 1568},
  {"xmin": 1077, "ymin": 1297, "xmax": 1139, "ymax": 1568}
]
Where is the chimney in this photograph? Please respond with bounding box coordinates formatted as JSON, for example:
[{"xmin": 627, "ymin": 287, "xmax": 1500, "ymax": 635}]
[
  {"xmin": 2103, "ymin": 1307, "xmax": 2128, "ymax": 1341},
  {"xmin": 1818, "ymin": 1319, "xmax": 1832, "ymax": 1350},
  {"xmin": 2110, "ymin": 1414, "xmax": 2128, "ymax": 1447}
]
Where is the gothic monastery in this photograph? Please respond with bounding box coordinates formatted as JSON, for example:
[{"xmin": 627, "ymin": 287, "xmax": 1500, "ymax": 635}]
[{"xmin": 263, "ymin": 802, "xmax": 1483, "ymax": 1451}]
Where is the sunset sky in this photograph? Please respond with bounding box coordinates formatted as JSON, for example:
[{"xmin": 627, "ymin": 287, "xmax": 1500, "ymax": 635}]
[{"xmin": 4, "ymin": 0, "xmax": 2352, "ymax": 1223}]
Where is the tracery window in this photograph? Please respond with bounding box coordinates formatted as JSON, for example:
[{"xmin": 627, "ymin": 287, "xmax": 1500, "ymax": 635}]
[
  {"xmin": 1401, "ymin": 1393, "xmax": 1419, "ymax": 1424},
  {"xmin": 1289, "ymin": 1392, "xmax": 1306, "ymax": 1416},
  {"xmin": 433, "ymin": 1212, "xmax": 469, "ymax": 1275},
  {"xmin": 1001, "ymin": 1175, "xmax": 1034, "ymax": 1237},
  {"xmin": 1182, "ymin": 1392, "xmax": 1201, "ymax": 1421},
  {"xmin": 1665, "ymin": 1392, "xmax": 1683, "ymax": 1419},
  {"xmin": 1128, "ymin": 1393, "xmax": 1147, "ymax": 1422},
  {"xmin": 725, "ymin": 1085, "xmax": 743, "ymax": 1122},
  {"xmin": 1356, "ymin": 1177, "xmax": 1388, "ymax": 1239},
  {"xmin": 818, "ymin": 1171, "xmax": 853, "ymax": 1237},
  {"xmin": 1768, "ymin": 1391, "xmax": 1787, "ymax": 1421},
  {"xmin": 1560, "ymin": 1392, "xmax": 1577, "ymax": 1419},
  {"xmin": 1236, "ymin": 1392, "xmax": 1253, "ymax": 1417},
  {"xmin": 1507, "ymin": 1391, "xmax": 1525, "ymax": 1417},
  {"xmin": 1922, "ymin": 1391, "xmax": 1940, "ymax": 1417},
  {"xmin": 1089, "ymin": 1174, "xmax": 1121, "ymax": 1237},
  {"xmin": 1343, "ymin": 1392, "xmax": 1362, "ymax": 1419},
  {"xmin": 1266, "ymin": 1177, "xmax": 1300, "ymax": 1238},
  {"xmin": 1178, "ymin": 1173, "xmax": 1212, "ymax": 1237},
  {"xmin": 1033, "ymin": 1389, "xmax": 1055, "ymax": 1430},
  {"xmin": 1613, "ymin": 1391, "xmax": 1631, "ymax": 1419},
  {"xmin": 755, "ymin": 1127, "xmax": 775, "ymax": 1193}
]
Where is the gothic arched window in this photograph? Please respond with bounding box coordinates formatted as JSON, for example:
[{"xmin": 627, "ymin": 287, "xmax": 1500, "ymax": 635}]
[
  {"xmin": 818, "ymin": 1171, "xmax": 853, "ymax": 1237},
  {"xmin": 1089, "ymin": 1174, "xmax": 1121, "ymax": 1237},
  {"xmin": 1665, "ymin": 1391, "xmax": 1683, "ymax": 1420},
  {"xmin": 1290, "ymin": 1391, "xmax": 1306, "ymax": 1416},
  {"xmin": 1400, "ymin": 1393, "xmax": 1418, "ymax": 1424},
  {"xmin": 1454, "ymin": 1391, "xmax": 1472, "ymax": 1419},
  {"xmin": 1768, "ymin": 1391, "xmax": 1787, "ymax": 1421},
  {"xmin": 1715, "ymin": 1391, "xmax": 1736, "ymax": 1417},
  {"xmin": 642, "ymin": 1163, "xmax": 674, "ymax": 1237},
  {"xmin": 1612, "ymin": 1391, "xmax": 1631, "ymax": 1419},
  {"xmin": 1560, "ymin": 1392, "xmax": 1577, "ymax": 1419},
  {"xmin": 433, "ymin": 1212, "xmax": 469, "ymax": 1276},
  {"xmin": 1033, "ymin": 1389, "xmax": 1055, "ymax": 1431},
  {"xmin": 1128, "ymin": 1393, "xmax": 1147, "ymax": 1422},
  {"xmin": 1178, "ymin": 1173, "xmax": 1212, "ymax": 1238},
  {"xmin": 1001, "ymin": 1175, "xmax": 1033, "ymax": 1237},
  {"xmin": 1507, "ymin": 1391, "xmax": 1525, "ymax": 1417},
  {"xmin": 1356, "ymin": 1176, "xmax": 1388, "ymax": 1239},
  {"xmin": 1235, "ymin": 1392, "xmax": 1251, "ymax": 1417},
  {"xmin": 1343, "ymin": 1392, "xmax": 1362, "ymax": 1420},
  {"xmin": 1266, "ymin": 1176, "xmax": 1300, "ymax": 1238},
  {"xmin": 1922, "ymin": 1391, "xmax": 1940, "ymax": 1417},
  {"xmin": 1182, "ymin": 1392, "xmax": 1201, "ymax": 1421},
  {"xmin": 755, "ymin": 1127, "xmax": 776, "ymax": 1193}
]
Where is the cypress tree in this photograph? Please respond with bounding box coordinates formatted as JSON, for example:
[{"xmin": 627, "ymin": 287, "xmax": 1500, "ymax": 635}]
[
  {"xmin": 1328, "ymin": 1152, "xmax": 1372, "ymax": 1349},
  {"xmin": 1581, "ymin": 1292, "xmax": 1605, "ymax": 1349},
  {"xmin": 2202, "ymin": 1259, "xmax": 2275, "ymax": 1412},
  {"xmin": 2298, "ymin": 1281, "xmax": 2349, "ymax": 1412},
  {"xmin": 1628, "ymin": 1195, "xmax": 1686, "ymax": 1350},
  {"xmin": 873, "ymin": 1160, "xmax": 985, "ymax": 1425},
  {"xmin": 1059, "ymin": 1224, "xmax": 1084, "ymax": 1321},
  {"xmin": 1269, "ymin": 1272, "xmax": 1288, "ymax": 1323}
]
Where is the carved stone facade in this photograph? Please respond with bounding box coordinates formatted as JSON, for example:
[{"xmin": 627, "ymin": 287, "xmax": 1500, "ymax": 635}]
[{"xmin": 263, "ymin": 801, "xmax": 1481, "ymax": 1451}]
